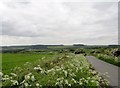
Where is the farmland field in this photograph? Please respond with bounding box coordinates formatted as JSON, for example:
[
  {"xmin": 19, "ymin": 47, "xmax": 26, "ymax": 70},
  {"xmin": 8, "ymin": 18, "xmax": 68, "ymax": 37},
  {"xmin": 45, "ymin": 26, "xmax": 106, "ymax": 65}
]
[{"xmin": 2, "ymin": 53, "xmax": 54, "ymax": 74}]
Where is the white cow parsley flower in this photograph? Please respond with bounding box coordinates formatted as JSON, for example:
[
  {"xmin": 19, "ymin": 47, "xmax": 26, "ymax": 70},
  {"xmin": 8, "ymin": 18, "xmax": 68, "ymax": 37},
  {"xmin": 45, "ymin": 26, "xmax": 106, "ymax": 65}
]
[
  {"xmin": 36, "ymin": 83, "xmax": 40, "ymax": 87},
  {"xmin": 31, "ymin": 75, "xmax": 35, "ymax": 81},
  {"xmin": 11, "ymin": 80, "xmax": 19, "ymax": 85},
  {"xmin": 24, "ymin": 82, "xmax": 29, "ymax": 87},
  {"xmin": 25, "ymin": 75, "xmax": 30, "ymax": 80}
]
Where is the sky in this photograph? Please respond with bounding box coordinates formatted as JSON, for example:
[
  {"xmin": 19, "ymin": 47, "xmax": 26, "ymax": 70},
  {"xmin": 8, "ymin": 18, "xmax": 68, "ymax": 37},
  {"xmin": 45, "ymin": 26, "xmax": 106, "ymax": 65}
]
[{"xmin": 0, "ymin": 0, "xmax": 119, "ymax": 46}]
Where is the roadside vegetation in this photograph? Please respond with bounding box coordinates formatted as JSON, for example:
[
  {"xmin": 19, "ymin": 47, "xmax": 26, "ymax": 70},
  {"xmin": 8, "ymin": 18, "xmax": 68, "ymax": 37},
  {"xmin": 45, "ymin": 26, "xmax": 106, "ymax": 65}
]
[
  {"xmin": 1, "ymin": 53, "xmax": 109, "ymax": 87},
  {"xmin": 88, "ymin": 48, "xmax": 120, "ymax": 67}
]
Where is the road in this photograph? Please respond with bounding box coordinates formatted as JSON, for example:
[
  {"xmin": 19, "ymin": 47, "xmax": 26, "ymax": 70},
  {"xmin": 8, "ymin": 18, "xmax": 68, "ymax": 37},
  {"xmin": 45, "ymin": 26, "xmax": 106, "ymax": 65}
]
[{"xmin": 86, "ymin": 56, "xmax": 119, "ymax": 87}]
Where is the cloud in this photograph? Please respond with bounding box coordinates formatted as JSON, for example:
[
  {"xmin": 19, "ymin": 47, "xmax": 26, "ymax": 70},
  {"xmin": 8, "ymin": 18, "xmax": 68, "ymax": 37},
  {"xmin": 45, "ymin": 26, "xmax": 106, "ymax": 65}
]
[{"xmin": 1, "ymin": 0, "xmax": 118, "ymax": 45}]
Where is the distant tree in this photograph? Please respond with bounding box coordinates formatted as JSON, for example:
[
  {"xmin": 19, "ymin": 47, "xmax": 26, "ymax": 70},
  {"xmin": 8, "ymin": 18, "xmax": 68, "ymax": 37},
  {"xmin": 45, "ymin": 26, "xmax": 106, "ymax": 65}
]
[
  {"xmin": 114, "ymin": 51, "xmax": 120, "ymax": 57},
  {"xmin": 74, "ymin": 49, "xmax": 85, "ymax": 54},
  {"xmin": 73, "ymin": 44, "xmax": 84, "ymax": 46}
]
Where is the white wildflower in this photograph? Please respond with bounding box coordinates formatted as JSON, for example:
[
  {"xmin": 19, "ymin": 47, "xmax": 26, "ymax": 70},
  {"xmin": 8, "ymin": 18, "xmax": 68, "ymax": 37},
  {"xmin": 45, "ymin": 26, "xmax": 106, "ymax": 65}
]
[
  {"xmin": 72, "ymin": 78, "xmax": 77, "ymax": 83},
  {"xmin": 41, "ymin": 70, "xmax": 45, "ymax": 74},
  {"xmin": 34, "ymin": 67, "xmax": 37, "ymax": 70},
  {"xmin": 20, "ymin": 80, "xmax": 25, "ymax": 84},
  {"xmin": 10, "ymin": 77, "xmax": 13, "ymax": 79},
  {"xmin": 37, "ymin": 65, "xmax": 40, "ymax": 67},
  {"xmin": 85, "ymin": 80, "xmax": 88, "ymax": 84},
  {"xmin": 28, "ymin": 73, "xmax": 32, "ymax": 76},
  {"xmin": 96, "ymin": 81, "xmax": 99, "ymax": 86},
  {"xmin": 47, "ymin": 68, "xmax": 55, "ymax": 73},
  {"xmin": 25, "ymin": 75, "xmax": 30, "ymax": 80},
  {"xmin": 57, "ymin": 77, "xmax": 64, "ymax": 81},
  {"xmin": 55, "ymin": 82, "xmax": 59, "ymax": 85},
  {"xmin": 76, "ymin": 67, "xmax": 78, "ymax": 72},
  {"xmin": 59, "ymin": 57, "xmax": 62, "ymax": 59},
  {"xmin": 66, "ymin": 55, "xmax": 70, "ymax": 58},
  {"xmin": 31, "ymin": 75, "xmax": 35, "ymax": 81},
  {"xmin": 56, "ymin": 68, "xmax": 61, "ymax": 71},
  {"xmin": 57, "ymin": 78, "xmax": 60, "ymax": 81},
  {"xmin": 0, "ymin": 72, "xmax": 3, "ymax": 76},
  {"xmin": 70, "ymin": 63, "xmax": 74, "ymax": 67},
  {"xmin": 70, "ymin": 73, "xmax": 76, "ymax": 77},
  {"xmin": 91, "ymin": 80, "xmax": 95, "ymax": 83},
  {"xmin": 65, "ymin": 79, "xmax": 68, "ymax": 85},
  {"xmin": 34, "ymin": 67, "xmax": 43, "ymax": 71},
  {"xmin": 50, "ymin": 62, "xmax": 53, "ymax": 65},
  {"xmin": 36, "ymin": 83, "xmax": 39, "ymax": 87},
  {"xmin": 11, "ymin": 80, "xmax": 19, "ymax": 85},
  {"xmin": 46, "ymin": 70, "xmax": 51, "ymax": 73},
  {"xmin": 87, "ymin": 77, "xmax": 90, "ymax": 80},
  {"xmin": 11, "ymin": 73, "xmax": 17, "ymax": 77},
  {"xmin": 4, "ymin": 75, "xmax": 9, "ymax": 78},
  {"xmin": 91, "ymin": 70, "xmax": 96, "ymax": 75},
  {"xmin": 98, "ymin": 76, "xmax": 102, "ymax": 81},
  {"xmin": 63, "ymin": 70, "xmax": 67, "ymax": 77},
  {"xmin": 68, "ymin": 84, "xmax": 71, "ymax": 86},
  {"xmin": 79, "ymin": 81, "xmax": 83, "ymax": 85},
  {"xmin": 24, "ymin": 82, "xmax": 29, "ymax": 87},
  {"xmin": 2, "ymin": 78, "xmax": 9, "ymax": 81}
]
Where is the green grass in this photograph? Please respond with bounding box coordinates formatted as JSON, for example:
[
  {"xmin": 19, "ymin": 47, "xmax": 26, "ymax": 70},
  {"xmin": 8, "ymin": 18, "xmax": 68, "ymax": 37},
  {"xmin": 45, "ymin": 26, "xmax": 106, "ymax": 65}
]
[
  {"xmin": 2, "ymin": 53, "xmax": 54, "ymax": 74},
  {"xmin": 95, "ymin": 54, "xmax": 120, "ymax": 67}
]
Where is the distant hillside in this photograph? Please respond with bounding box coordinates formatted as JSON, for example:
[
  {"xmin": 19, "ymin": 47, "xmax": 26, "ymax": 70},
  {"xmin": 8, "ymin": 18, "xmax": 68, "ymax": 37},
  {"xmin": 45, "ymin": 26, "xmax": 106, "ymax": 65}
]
[
  {"xmin": 1, "ymin": 44, "xmax": 119, "ymax": 53},
  {"xmin": 1, "ymin": 44, "xmax": 64, "ymax": 53}
]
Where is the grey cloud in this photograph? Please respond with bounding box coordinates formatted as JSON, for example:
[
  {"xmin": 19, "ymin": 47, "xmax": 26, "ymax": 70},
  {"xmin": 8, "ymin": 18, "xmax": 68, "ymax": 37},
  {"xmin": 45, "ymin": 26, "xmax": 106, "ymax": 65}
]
[
  {"xmin": 93, "ymin": 2, "xmax": 116, "ymax": 11},
  {"xmin": 3, "ymin": 0, "xmax": 31, "ymax": 8},
  {"xmin": 1, "ymin": 1, "xmax": 118, "ymax": 45}
]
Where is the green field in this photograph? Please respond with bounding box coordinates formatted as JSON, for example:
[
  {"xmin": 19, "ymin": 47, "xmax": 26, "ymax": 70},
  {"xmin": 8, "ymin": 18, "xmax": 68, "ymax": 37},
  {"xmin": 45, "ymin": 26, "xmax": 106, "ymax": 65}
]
[{"xmin": 2, "ymin": 53, "xmax": 54, "ymax": 74}]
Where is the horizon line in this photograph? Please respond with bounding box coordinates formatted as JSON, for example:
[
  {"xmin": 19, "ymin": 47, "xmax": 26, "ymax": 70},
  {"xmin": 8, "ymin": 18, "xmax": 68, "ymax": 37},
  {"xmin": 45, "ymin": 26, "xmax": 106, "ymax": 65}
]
[{"xmin": 0, "ymin": 44, "xmax": 119, "ymax": 47}]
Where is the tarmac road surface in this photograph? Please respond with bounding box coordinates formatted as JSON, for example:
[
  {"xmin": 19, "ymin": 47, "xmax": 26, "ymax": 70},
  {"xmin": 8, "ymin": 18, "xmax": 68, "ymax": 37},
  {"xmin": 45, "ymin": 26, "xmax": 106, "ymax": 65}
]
[{"xmin": 86, "ymin": 56, "xmax": 119, "ymax": 87}]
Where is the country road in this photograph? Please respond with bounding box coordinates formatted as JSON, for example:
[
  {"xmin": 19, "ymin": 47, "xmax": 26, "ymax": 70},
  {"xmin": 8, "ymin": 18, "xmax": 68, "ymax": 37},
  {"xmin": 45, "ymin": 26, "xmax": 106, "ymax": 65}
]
[{"xmin": 86, "ymin": 56, "xmax": 119, "ymax": 87}]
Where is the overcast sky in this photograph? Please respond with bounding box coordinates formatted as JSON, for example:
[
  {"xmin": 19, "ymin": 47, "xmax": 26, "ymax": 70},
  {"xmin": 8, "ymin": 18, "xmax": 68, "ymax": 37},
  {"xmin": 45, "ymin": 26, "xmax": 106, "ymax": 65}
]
[{"xmin": 0, "ymin": 0, "xmax": 118, "ymax": 46}]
